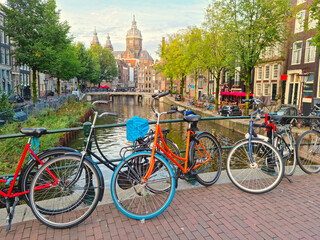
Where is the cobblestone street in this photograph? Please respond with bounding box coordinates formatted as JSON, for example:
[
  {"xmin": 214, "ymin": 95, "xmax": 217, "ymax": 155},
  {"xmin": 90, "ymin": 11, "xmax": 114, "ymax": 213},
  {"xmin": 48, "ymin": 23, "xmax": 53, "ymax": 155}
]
[{"xmin": 1, "ymin": 174, "xmax": 319, "ymax": 240}]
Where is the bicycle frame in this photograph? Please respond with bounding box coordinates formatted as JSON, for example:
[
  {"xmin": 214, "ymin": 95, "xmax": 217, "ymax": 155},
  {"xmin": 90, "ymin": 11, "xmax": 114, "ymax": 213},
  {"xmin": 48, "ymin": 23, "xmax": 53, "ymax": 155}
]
[
  {"xmin": 0, "ymin": 138, "xmax": 58, "ymax": 198},
  {"xmin": 143, "ymin": 112, "xmax": 211, "ymax": 181}
]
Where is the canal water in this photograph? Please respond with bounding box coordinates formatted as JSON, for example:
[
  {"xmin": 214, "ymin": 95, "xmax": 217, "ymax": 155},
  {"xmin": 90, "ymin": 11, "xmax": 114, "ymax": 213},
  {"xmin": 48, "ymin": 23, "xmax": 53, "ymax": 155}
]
[{"xmin": 69, "ymin": 96, "xmax": 245, "ymax": 186}]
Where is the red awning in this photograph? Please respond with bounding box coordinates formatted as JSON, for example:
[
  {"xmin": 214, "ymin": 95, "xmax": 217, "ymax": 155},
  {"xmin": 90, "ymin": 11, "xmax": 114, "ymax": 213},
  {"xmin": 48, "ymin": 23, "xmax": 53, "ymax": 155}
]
[
  {"xmin": 100, "ymin": 85, "xmax": 109, "ymax": 88},
  {"xmin": 214, "ymin": 91, "xmax": 253, "ymax": 97}
]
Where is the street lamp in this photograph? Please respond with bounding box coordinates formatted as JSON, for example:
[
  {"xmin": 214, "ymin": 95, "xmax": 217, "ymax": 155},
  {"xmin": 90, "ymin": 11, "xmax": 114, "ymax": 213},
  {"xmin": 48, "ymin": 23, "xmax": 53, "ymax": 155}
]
[{"xmin": 44, "ymin": 78, "xmax": 48, "ymax": 100}]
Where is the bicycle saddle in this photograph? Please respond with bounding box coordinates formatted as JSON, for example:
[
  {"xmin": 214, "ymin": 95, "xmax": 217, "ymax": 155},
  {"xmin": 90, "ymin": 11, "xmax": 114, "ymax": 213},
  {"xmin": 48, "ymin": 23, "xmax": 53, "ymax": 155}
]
[
  {"xmin": 183, "ymin": 115, "xmax": 201, "ymax": 122},
  {"xmin": 20, "ymin": 128, "xmax": 47, "ymax": 137}
]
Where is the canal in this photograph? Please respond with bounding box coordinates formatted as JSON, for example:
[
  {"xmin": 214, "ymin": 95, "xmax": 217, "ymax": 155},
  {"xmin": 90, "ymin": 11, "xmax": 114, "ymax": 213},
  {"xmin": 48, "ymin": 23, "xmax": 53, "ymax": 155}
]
[{"xmin": 69, "ymin": 96, "xmax": 244, "ymax": 186}]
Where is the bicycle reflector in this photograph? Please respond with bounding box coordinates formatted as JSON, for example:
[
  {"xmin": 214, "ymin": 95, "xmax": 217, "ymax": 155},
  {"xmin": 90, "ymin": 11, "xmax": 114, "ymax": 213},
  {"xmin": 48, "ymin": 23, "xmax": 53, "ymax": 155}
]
[{"xmin": 126, "ymin": 116, "xmax": 149, "ymax": 142}]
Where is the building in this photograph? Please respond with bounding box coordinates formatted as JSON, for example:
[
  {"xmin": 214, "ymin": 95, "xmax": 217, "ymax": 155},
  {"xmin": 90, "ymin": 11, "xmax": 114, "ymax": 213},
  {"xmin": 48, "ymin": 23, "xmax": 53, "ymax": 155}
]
[
  {"xmin": 0, "ymin": 11, "xmax": 12, "ymax": 95},
  {"xmin": 92, "ymin": 16, "xmax": 156, "ymax": 91},
  {"xmin": 253, "ymin": 44, "xmax": 285, "ymax": 101},
  {"xmin": 283, "ymin": 0, "xmax": 319, "ymax": 115}
]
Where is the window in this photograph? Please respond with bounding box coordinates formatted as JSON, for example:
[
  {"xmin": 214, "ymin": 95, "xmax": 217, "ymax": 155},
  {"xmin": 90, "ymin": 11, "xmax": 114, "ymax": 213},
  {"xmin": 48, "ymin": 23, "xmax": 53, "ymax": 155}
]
[
  {"xmin": 224, "ymin": 71, "xmax": 228, "ymax": 83},
  {"xmin": 292, "ymin": 41, "xmax": 302, "ymax": 64},
  {"xmin": 257, "ymin": 84, "xmax": 261, "ymax": 96},
  {"xmin": 257, "ymin": 67, "xmax": 262, "ymax": 80},
  {"xmin": 295, "ymin": 10, "xmax": 306, "ymax": 33},
  {"xmin": 305, "ymin": 39, "xmax": 316, "ymax": 63},
  {"xmin": 265, "ymin": 65, "xmax": 270, "ymax": 79},
  {"xmin": 308, "ymin": 11, "xmax": 318, "ymax": 29},
  {"xmin": 264, "ymin": 84, "xmax": 270, "ymax": 95},
  {"xmin": 5, "ymin": 49, "xmax": 9, "ymax": 65},
  {"xmin": 273, "ymin": 64, "xmax": 279, "ymax": 79},
  {"xmin": 1, "ymin": 47, "xmax": 4, "ymax": 64},
  {"xmin": 235, "ymin": 66, "xmax": 240, "ymax": 85}
]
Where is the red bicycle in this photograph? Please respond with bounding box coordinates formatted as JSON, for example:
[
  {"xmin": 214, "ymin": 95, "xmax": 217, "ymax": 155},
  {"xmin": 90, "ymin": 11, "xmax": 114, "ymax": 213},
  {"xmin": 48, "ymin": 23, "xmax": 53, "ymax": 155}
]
[{"xmin": 0, "ymin": 128, "xmax": 98, "ymax": 230}]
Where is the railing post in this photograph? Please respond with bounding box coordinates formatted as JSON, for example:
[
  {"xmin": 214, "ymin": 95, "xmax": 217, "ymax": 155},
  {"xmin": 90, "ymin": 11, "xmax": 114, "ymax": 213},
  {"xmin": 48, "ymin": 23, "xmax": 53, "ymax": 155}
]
[{"xmin": 83, "ymin": 122, "xmax": 92, "ymax": 159}]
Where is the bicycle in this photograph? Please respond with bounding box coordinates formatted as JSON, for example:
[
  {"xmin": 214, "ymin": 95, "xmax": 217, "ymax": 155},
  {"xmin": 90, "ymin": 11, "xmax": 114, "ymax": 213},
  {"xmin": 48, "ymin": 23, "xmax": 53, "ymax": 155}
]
[
  {"xmin": 110, "ymin": 91, "xmax": 222, "ymax": 219},
  {"xmin": 296, "ymin": 121, "xmax": 320, "ymax": 174},
  {"xmin": 28, "ymin": 101, "xmax": 124, "ymax": 228},
  {"xmin": 226, "ymin": 98, "xmax": 284, "ymax": 194},
  {"xmin": 0, "ymin": 128, "xmax": 80, "ymax": 231}
]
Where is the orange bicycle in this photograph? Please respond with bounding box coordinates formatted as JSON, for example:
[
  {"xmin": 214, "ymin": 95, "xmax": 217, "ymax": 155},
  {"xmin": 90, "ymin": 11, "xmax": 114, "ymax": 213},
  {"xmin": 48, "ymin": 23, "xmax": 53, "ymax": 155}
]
[{"xmin": 110, "ymin": 91, "xmax": 222, "ymax": 220}]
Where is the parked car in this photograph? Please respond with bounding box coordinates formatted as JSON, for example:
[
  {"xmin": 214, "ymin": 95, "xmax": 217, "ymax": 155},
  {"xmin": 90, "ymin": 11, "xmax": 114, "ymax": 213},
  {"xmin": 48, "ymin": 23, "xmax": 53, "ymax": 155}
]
[
  {"xmin": 175, "ymin": 94, "xmax": 181, "ymax": 101},
  {"xmin": 219, "ymin": 105, "xmax": 242, "ymax": 116},
  {"xmin": 270, "ymin": 106, "xmax": 299, "ymax": 124}
]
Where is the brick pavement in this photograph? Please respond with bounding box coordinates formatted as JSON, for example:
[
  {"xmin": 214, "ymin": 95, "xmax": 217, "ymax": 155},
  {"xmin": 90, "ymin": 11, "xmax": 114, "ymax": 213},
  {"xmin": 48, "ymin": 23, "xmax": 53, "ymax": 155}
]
[{"xmin": 1, "ymin": 174, "xmax": 319, "ymax": 240}]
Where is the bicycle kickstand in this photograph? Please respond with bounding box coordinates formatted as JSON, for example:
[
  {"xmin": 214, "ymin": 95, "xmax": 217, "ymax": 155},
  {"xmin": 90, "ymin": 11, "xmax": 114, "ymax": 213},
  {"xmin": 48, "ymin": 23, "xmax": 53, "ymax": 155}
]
[
  {"xmin": 6, "ymin": 197, "xmax": 19, "ymax": 231},
  {"xmin": 284, "ymin": 174, "xmax": 293, "ymax": 183}
]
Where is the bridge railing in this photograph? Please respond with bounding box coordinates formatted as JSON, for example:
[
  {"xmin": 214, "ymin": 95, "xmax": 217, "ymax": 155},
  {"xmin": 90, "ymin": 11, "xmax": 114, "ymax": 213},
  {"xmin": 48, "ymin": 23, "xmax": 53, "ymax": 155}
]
[{"xmin": 1, "ymin": 115, "xmax": 320, "ymax": 178}]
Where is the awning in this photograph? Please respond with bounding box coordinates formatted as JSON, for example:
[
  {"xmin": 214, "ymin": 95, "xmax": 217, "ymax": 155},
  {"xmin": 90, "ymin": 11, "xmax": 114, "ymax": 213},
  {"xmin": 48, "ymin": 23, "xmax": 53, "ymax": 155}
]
[
  {"xmin": 100, "ymin": 85, "xmax": 109, "ymax": 88},
  {"xmin": 214, "ymin": 91, "xmax": 253, "ymax": 97}
]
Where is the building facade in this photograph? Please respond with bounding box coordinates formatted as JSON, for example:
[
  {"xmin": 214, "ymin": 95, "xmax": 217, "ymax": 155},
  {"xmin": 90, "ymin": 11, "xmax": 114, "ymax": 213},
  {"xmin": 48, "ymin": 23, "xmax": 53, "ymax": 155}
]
[{"xmin": 283, "ymin": 0, "xmax": 318, "ymax": 115}]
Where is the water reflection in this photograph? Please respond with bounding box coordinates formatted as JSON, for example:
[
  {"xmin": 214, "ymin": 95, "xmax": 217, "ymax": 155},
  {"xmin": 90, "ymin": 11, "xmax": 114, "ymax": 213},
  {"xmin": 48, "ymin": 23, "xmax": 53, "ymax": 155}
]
[{"xmin": 69, "ymin": 96, "xmax": 244, "ymax": 186}]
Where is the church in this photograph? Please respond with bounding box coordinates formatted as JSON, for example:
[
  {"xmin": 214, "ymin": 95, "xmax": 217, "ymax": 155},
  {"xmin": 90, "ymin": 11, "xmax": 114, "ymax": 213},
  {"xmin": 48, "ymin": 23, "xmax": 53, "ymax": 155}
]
[{"xmin": 90, "ymin": 16, "xmax": 155, "ymax": 91}]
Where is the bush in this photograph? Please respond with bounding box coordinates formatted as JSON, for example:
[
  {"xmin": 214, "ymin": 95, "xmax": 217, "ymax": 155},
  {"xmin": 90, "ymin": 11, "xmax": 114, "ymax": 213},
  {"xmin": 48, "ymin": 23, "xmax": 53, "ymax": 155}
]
[{"xmin": 0, "ymin": 91, "xmax": 14, "ymax": 123}]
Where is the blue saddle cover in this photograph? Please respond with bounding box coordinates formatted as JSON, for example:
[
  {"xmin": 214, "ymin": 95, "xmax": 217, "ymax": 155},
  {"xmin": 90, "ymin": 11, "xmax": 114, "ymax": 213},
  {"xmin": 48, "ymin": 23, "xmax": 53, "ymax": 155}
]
[{"xmin": 126, "ymin": 116, "xmax": 149, "ymax": 142}]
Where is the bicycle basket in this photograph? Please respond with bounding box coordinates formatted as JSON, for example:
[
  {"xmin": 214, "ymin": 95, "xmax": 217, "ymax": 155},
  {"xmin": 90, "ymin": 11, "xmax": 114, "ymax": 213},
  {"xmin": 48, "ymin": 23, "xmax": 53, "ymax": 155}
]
[{"xmin": 126, "ymin": 116, "xmax": 149, "ymax": 142}]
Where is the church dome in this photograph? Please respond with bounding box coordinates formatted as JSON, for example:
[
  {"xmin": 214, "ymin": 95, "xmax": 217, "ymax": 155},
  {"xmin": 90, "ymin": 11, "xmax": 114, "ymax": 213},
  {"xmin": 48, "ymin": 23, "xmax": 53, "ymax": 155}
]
[{"xmin": 126, "ymin": 16, "xmax": 142, "ymax": 39}]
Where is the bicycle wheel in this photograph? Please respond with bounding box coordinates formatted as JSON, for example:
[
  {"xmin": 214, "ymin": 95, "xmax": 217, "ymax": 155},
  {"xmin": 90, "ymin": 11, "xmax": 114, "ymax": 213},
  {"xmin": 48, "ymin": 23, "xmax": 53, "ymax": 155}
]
[
  {"xmin": 296, "ymin": 130, "xmax": 320, "ymax": 174},
  {"xmin": 275, "ymin": 134, "xmax": 296, "ymax": 176},
  {"xmin": 19, "ymin": 147, "xmax": 78, "ymax": 205},
  {"xmin": 29, "ymin": 155, "xmax": 102, "ymax": 229},
  {"xmin": 189, "ymin": 132, "xmax": 222, "ymax": 186},
  {"xmin": 226, "ymin": 138, "xmax": 284, "ymax": 194},
  {"xmin": 110, "ymin": 151, "xmax": 175, "ymax": 220}
]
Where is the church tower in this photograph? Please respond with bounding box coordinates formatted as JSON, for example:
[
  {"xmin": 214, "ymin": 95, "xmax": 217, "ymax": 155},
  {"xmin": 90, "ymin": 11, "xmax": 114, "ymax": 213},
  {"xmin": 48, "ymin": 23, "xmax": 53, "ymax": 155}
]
[
  {"xmin": 91, "ymin": 27, "xmax": 100, "ymax": 47},
  {"xmin": 126, "ymin": 15, "xmax": 142, "ymax": 58},
  {"xmin": 104, "ymin": 33, "xmax": 113, "ymax": 51}
]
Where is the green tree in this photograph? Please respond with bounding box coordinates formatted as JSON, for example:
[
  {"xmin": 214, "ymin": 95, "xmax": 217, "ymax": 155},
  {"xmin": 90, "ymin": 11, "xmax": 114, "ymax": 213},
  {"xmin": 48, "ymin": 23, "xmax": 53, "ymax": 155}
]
[
  {"xmin": 0, "ymin": 0, "xmax": 71, "ymax": 103},
  {"xmin": 158, "ymin": 33, "xmax": 188, "ymax": 99},
  {"xmin": 89, "ymin": 45, "xmax": 118, "ymax": 86},
  {"xmin": 75, "ymin": 42, "xmax": 99, "ymax": 89},
  {"xmin": 311, "ymin": 0, "xmax": 320, "ymax": 51},
  {"xmin": 0, "ymin": 91, "xmax": 14, "ymax": 123},
  {"xmin": 50, "ymin": 44, "xmax": 81, "ymax": 96},
  {"xmin": 203, "ymin": 6, "xmax": 232, "ymax": 111},
  {"xmin": 184, "ymin": 27, "xmax": 206, "ymax": 102},
  {"xmin": 209, "ymin": 0, "xmax": 291, "ymax": 114}
]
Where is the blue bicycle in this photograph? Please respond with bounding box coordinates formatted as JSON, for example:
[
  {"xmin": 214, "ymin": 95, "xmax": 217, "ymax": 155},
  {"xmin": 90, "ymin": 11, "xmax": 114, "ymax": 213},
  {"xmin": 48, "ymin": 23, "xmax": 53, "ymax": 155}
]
[{"xmin": 226, "ymin": 98, "xmax": 284, "ymax": 194}]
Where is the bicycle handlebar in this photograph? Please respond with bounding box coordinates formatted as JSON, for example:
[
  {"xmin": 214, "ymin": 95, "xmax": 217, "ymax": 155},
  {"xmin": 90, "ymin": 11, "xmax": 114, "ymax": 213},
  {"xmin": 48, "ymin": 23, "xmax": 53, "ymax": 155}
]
[
  {"xmin": 152, "ymin": 90, "xmax": 170, "ymax": 99},
  {"xmin": 90, "ymin": 101, "xmax": 117, "ymax": 117}
]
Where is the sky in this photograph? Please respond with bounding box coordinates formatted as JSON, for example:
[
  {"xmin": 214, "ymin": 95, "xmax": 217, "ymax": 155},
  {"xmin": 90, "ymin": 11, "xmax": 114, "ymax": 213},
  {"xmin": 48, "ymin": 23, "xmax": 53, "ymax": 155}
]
[{"xmin": 0, "ymin": 0, "xmax": 210, "ymax": 60}]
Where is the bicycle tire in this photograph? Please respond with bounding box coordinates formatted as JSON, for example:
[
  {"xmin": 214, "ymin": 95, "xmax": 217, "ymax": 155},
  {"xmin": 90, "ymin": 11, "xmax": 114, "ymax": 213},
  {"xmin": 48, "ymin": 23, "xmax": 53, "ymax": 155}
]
[
  {"xmin": 110, "ymin": 151, "xmax": 175, "ymax": 220},
  {"xmin": 19, "ymin": 148, "xmax": 78, "ymax": 205},
  {"xmin": 226, "ymin": 138, "xmax": 284, "ymax": 194},
  {"xmin": 296, "ymin": 130, "xmax": 320, "ymax": 174},
  {"xmin": 29, "ymin": 155, "xmax": 102, "ymax": 229},
  {"xmin": 189, "ymin": 132, "xmax": 222, "ymax": 186},
  {"xmin": 275, "ymin": 133, "xmax": 296, "ymax": 176}
]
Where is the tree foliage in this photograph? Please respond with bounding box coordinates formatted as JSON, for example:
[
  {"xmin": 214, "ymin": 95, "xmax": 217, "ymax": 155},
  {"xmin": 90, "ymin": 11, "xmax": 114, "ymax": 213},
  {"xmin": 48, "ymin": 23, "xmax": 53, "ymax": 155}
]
[
  {"xmin": 75, "ymin": 42, "xmax": 100, "ymax": 86},
  {"xmin": 89, "ymin": 45, "xmax": 118, "ymax": 85},
  {"xmin": 0, "ymin": 0, "xmax": 71, "ymax": 103},
  {"xmin": 208, "ymin": 0, "xmax": 291, "ymax": 114}
]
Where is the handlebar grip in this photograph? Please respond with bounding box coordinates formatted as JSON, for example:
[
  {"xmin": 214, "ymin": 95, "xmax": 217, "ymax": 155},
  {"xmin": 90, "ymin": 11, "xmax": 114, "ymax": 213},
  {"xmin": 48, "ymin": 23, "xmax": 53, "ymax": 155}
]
[
  {"xmin": 153, "ymin": 91, "xmax": 170, "ymax": 99},
  {"xmin": 167, "ymin": 110, "xmax": 176, "ymax": 114}
]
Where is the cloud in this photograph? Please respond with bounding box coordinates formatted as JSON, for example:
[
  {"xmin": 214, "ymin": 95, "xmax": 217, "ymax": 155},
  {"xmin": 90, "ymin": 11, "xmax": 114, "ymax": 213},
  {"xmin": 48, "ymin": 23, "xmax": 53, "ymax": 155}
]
[{"xmin": 58, "ymin": 2, "xmax": 208, "ymax": 59}]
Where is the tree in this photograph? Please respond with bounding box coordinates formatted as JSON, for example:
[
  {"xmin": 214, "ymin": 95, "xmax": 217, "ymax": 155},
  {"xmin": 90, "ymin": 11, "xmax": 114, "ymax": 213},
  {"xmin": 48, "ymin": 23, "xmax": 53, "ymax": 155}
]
[
  {"xmin": 75, "ymin": 42, "xmax": 99, "ymax": 89},
  {"xmin": 0, "ymin": 0, "xmax": 71, "ymax": 103},
  {"xmin": 157, "ymin": 33, "xmax": 188, "ymax": 99},
  {"xmin": 50, "ymin": 44, "xmax": 81, "ymax": 96},
  {"xmin": 184, "ymin": 26, "xmax": 206, "ymax": 102},
  {"xmin": 208, "ymin": 0, "xmax": 291, "ymax": 114},
  {"xmin": 203, "ymin": 6, "xmax": 232, "ymax": 111},
  {"xmin": 89, "ymin": 45, "xmax": 118, "ymax": 86},
  {"xmin": 311, "ymin": 0, "xmax": 320, "ymax": 51}
]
